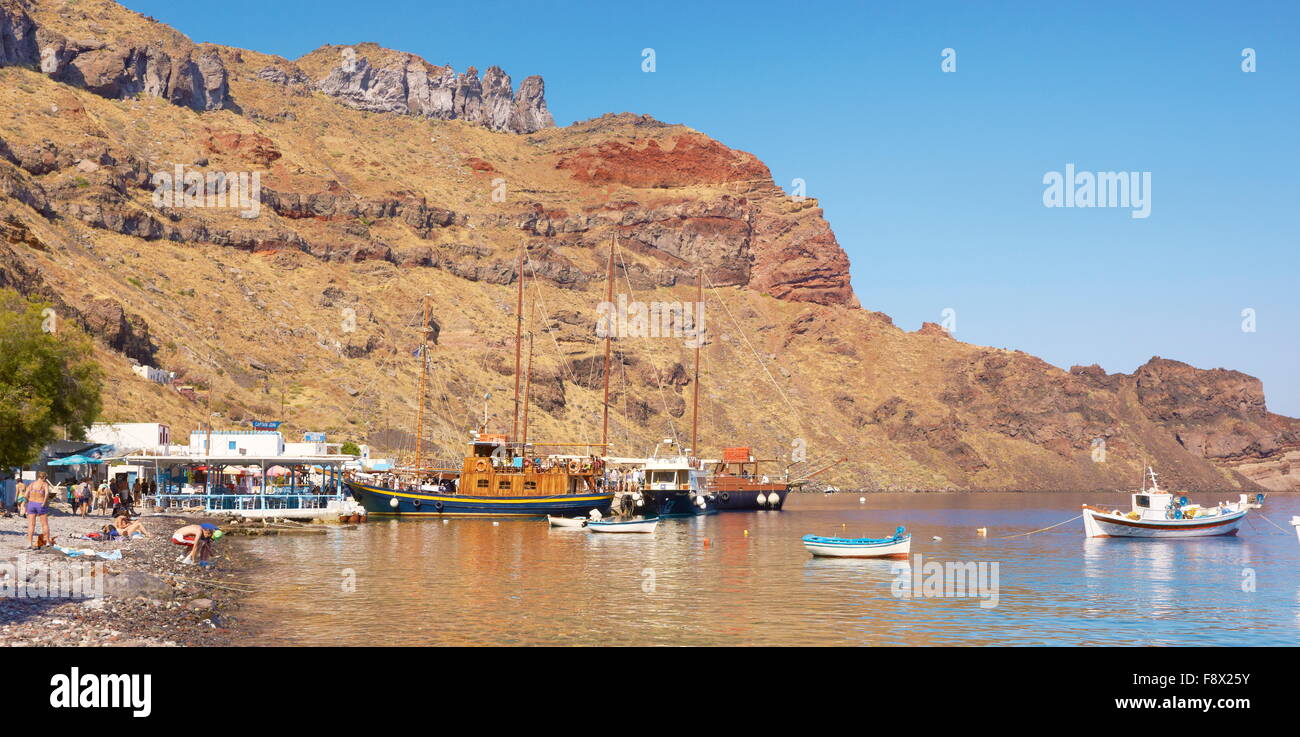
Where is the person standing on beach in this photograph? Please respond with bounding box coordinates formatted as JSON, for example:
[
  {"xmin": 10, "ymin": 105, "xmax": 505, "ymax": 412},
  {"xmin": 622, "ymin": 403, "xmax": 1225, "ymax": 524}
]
[
  {"xmin": 75, "ymin": 477, "xmax": 92, "ymax": 517},
  {"xmin": 93, "ymin": 479, "xmax": 110, "ymax": 514},
  {"xmin": 25, "ymin": 471, "xmax": 53, "ymax": 548},
  {"xmin": 14, "ymin": 480, "xmax": 26, "ymax": 518}
]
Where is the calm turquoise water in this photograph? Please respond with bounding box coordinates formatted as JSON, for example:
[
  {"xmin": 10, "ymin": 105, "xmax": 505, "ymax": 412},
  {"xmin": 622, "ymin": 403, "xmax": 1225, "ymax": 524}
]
[{"xmin": 241, "ymin": 492, "xmax": 1300, "ymax": 646}]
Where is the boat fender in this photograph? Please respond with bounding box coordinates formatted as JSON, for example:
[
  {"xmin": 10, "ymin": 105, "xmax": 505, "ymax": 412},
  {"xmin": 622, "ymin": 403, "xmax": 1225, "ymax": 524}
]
[
  {"xmin": 389, "ymin": 497, "xmax": 399, "ymax": 510},
  {"xmin": 755, "ymin": 492, "xmax": 766, "ymax": 505},
  {"xmin": 719, "ymin": 491, "xmax": 730, "ymax": 503},
  {"xmin": 412, "ymin": 499, "xmax": 421, "ymax": 510}
]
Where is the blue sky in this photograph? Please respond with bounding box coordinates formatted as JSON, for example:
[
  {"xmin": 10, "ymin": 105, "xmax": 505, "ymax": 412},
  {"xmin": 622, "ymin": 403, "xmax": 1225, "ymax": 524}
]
[{"xmin": 122, "ymin": 0, "xmax": 1300, "ymax": 415}]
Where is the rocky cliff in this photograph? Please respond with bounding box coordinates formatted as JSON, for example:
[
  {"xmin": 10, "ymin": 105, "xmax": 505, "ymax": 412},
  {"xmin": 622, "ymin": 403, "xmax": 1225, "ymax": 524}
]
[{"xmin": 0, "ymin": 0, "xmax": 1295, "ymax": 491}]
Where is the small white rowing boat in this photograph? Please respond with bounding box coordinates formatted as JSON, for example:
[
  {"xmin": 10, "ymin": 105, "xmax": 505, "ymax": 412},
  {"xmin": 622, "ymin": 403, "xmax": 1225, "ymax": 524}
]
[
  {"xmin": 587, "ymin": 516, "xmax": 658, "ymax": 534},
  {"xmin": 547, "ymin": 515, "xmax": 588, "ymax": 528},
  {"xmin": 802, "ymin": 526, "xmax": 911, "ymax": 558}
]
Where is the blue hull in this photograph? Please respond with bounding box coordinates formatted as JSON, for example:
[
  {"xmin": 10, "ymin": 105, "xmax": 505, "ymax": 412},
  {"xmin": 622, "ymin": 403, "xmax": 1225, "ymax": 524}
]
[{"xmin": 347, "ymin": 481, "xmax": 613, "ymax": 518}]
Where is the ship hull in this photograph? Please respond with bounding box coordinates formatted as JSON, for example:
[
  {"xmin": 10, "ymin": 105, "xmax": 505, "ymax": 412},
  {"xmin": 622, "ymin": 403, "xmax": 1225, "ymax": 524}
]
[
  {"xmin": 347, "ymin": 481, "xmax": 613, "ymax": 518},
  {"xmin": 650, "ymin": 489, "xmax": 717, "ymax": 518},
  {"xmin": 712, "ymin": 487, "xmax": 789, "ymax": 511}
]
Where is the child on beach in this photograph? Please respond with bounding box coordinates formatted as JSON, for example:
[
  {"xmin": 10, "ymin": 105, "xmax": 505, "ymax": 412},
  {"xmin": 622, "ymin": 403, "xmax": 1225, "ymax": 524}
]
[
  {"xmin": 15, "ymin": 481, "xmax": 26, "ymax": 518},
  {"xmin": 172, "ymin": 523, "xmax": 222, "ymax": 566}
]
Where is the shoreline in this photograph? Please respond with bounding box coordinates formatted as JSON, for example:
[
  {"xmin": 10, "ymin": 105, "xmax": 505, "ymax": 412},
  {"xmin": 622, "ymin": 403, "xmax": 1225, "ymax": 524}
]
[{"xmin": 0, "ymin": 504, "xmax": 257, "ymax": 647}]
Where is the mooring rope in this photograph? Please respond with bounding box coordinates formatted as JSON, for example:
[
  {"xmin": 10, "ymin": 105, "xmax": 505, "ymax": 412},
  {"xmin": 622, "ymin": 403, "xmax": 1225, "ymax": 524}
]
[
  {"xmin": 998, "ymin": 514, "xmax": 1082, "ymax": 539},
  {"xmin": 1254, "ymin": 512, "xmax": 1291, "ymax": 536}
]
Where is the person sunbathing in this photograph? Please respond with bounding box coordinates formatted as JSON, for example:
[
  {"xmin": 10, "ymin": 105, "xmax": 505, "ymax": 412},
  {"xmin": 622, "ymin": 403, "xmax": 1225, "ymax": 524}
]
[{"xmin": 113, "ymin": 512, "xmax": 148, "ymax": 538}]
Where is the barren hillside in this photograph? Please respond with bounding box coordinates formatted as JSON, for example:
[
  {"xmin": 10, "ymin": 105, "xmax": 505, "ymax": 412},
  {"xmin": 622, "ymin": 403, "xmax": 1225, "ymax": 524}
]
[{"xmin": 2, "ymin": 0, "xmax": 1296, "ymax": 490}]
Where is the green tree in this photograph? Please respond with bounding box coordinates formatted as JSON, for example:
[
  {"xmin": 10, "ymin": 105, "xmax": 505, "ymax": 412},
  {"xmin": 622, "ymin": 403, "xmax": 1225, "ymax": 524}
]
[
  {"xmin": 0, "ymin": 289, "xmax": 103, "ymax": 469},
  {"xmin": 340, "ymin": 441, "xmax": 361, "ymax": 457}
]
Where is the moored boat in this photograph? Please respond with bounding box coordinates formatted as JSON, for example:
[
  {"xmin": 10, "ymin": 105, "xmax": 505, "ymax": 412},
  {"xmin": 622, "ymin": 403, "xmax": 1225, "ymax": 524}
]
[
  {"xmin": 708, "ymin": 447, "xmax": 789, "ymax": 511},
  {"xmin": 347, "ymin": 435, "xmax": 614, "ymax": 518},
  {"xmin": 1081, "ymin": 468, "xmax": 1250, "ymax": 539},
  {"xmin": 640, "ymin": 455, "xmax": 715, "ymax": 517},
  {"xmin": 548, "ymin": 515, "xmax": 589, "ymax": 528},
  {"xmin": 587, "ymin": 516, "xmax": 658, "ymax": 534},
  {"xmin": 1291, "ymin": 516, "xmax": 1299, "ymax": 545},
  {"xmin": 802, "ymin": 526, "xmax": 911, "ymax": 558}
]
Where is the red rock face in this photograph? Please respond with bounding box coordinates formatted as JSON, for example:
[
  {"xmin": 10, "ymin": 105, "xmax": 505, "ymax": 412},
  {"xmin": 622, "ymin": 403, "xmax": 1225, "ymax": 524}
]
[
  {"xmin": 203, "ymin": 130, "xmax": 281, "ymax": 167},
  {"xmin": 555, "ymin": 135, "xmax": 770, "ymax": 188},
  {"xmin": 551, "ymin": 130, "xmax": 856, "ymax": 306}
]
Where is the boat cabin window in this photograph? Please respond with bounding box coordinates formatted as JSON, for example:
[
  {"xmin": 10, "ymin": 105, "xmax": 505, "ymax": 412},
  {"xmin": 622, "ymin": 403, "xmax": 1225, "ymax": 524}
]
[
  {"xmin": 498, "ymin": 480, "xmax": 512, "ymax": 491},
  {"xmin": 524, "ymin": 481, "xmax": 537, "ymax": 490},
  {"xmin": 1135, "ymin": 495, "xmax": 1150, "ymax": 508},
  {"xmin": 476, "ymin": 479, "xmax": 490, "ymax": 489}
]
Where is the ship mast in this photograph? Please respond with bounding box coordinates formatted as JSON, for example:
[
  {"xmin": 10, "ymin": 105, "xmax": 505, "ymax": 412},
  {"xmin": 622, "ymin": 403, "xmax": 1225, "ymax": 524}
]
[
  {"xmin": 511, "ymin": 245, "xmax": 525, "ymax": 443},
  {"xmin": 414, "ymin": 293, "xmax": 432, "ymax": 475},
  {"xmin": 522, "ymin": 302, "xmax": 535, "ymax": 447},
  {"xmin": 601, "ymin": 236, "xmax": 615, "ymax": 452},
  {"xmin": 690, "ymin": 264, "xmax": 702, "ymax": 465}
]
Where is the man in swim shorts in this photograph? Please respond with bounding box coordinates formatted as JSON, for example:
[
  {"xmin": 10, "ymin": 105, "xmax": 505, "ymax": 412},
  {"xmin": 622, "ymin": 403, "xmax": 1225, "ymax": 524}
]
[{"xmin": 25, "ymin": 472, "xmax": 53, "ymax": 548}]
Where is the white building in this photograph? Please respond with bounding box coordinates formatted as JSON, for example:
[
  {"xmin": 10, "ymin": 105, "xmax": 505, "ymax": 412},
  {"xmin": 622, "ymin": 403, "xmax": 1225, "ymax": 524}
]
[
  {"xmin": 189, "ymin": 429, "xmax": 284, "ymax": 458},
  {"xmin": 131, "ymin": 364, "xmax": 177, "ymax": 384},
  {"xmin": 87, "ymin": 422, "xmax": 173, "ymax": 454}
]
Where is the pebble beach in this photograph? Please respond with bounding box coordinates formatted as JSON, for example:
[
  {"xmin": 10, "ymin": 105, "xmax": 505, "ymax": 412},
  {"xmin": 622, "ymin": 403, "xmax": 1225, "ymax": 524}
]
[{"xmin": 0, "ymin": 502, "xmax": 253, "ymax": 647}]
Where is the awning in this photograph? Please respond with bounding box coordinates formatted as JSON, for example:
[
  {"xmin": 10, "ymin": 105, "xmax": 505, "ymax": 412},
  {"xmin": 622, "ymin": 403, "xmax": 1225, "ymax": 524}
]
[{"xmin": 48, "ymin": 454, "xmax": 105, "ymax": 466}]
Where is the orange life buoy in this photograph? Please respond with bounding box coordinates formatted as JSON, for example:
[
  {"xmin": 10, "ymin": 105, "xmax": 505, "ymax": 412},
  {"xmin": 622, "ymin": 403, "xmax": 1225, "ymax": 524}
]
[
  {"xmin": 474, "ymin": 459, "xmax": 489, "ymax": 473},
  {"xmin": 567, "ymin": 460, "xmax": 580, "ymax": 474}
]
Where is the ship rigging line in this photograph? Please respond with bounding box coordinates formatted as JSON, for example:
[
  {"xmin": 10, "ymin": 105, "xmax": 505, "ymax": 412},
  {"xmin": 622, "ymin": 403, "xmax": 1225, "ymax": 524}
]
[
  {"xmin": 521, "ymin": 251, "xmax": 605, "ymax": 437},
  {"xmin": 700, "ymin": 272, "xmax": 804, "ymax": 430},
  {"xmin": 612, "ymin": 244, "xmax": 683, "ymax": 448}
]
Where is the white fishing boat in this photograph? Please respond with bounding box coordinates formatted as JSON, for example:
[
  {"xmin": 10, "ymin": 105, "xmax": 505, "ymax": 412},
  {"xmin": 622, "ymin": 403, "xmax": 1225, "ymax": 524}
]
[
  {"xmin": 802, "ymin": 526, "xmax": 911, "ymax": 558},
  {"xmin": 547, "ymin": 515, "xmax": 589, "ymax": 528},
  {"xmin": 1291, "ymin": 516, "xmax": 1299, "ymax": 545},
  {"xmin": 586, "ymin": 516, "xmax": 659, "ymax": 534},
  {"xmin": 1081, "ymin": 468, "xmax": 1250, "ymax": 539}
]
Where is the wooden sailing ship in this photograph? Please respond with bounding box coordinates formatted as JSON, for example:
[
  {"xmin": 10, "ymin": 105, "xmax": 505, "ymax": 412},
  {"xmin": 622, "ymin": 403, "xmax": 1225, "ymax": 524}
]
[{"xmin": 345, "ymin": 247, "xmax": 615, "ymax": 517}]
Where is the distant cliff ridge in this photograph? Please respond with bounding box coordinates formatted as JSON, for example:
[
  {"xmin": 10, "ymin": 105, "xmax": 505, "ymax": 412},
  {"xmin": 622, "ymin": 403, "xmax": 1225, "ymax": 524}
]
[
  {"xmin": 0, "ymin": 2, "xmax": 552, "ymax": 132},
  {"xmin": 298, "ymin": 44, "xmax": 553, "ymax": 134}
]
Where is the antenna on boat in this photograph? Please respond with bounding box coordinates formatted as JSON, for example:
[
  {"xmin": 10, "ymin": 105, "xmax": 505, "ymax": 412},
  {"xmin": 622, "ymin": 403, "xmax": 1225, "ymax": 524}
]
[
  {"xmin": 601, "ymin": 235, "xmax": 615, "ymax": 453},
  {"xmin": 690, "ymin": 263, "xmax": 703, "ymax": 467},
  {"xmin": 512, "ymin": 244, "xmax": 525, "ymax": 444}
]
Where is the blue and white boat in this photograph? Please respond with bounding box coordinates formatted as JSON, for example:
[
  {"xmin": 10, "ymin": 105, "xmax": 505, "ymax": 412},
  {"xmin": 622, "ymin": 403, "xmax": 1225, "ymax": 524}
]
[
  {"xmin": 802, "ymin": 526, "xmax": 911, "ymax": 558},
  {"xmin": 1081, "ymin": 468, "xmax": 1252, "ymax": 539}
]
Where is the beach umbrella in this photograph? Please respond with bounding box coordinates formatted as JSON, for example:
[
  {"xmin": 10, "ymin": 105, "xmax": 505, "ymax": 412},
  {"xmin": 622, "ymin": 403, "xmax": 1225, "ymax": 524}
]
[{"xmin": 266, "ymin": 465, "xmax": 291, "ymax": 477}]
